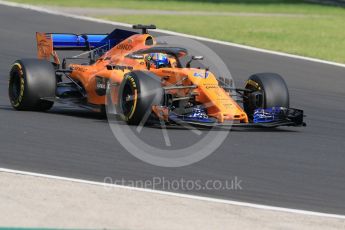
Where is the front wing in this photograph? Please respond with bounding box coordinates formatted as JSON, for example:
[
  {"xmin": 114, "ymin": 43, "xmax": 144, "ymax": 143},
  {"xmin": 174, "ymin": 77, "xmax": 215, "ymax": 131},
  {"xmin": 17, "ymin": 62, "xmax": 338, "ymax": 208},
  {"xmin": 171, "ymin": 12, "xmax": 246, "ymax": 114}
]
[{"xmin": 164, "ymin": 108, "xmax": 306, "ymax": 129}]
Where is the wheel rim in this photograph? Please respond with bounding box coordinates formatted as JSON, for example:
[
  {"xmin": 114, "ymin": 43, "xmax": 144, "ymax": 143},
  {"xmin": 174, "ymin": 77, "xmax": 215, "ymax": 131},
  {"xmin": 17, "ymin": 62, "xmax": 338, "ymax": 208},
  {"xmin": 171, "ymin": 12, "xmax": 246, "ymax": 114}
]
[
  {"xmin": 121, "ymin": 81, "xmax": 137, "ymax": 119},
  {"xmin": 9, "ymin": 65, "xmax": 23, "ymax": 105}
]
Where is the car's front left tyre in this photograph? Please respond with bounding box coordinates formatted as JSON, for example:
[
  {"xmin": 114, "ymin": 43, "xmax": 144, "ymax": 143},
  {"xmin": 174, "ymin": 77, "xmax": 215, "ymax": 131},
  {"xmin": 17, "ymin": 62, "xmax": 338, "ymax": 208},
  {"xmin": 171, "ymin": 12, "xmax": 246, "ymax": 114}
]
[{"xmin": 118, "ymin": 71, "xmax": 163, "ymax": 125}]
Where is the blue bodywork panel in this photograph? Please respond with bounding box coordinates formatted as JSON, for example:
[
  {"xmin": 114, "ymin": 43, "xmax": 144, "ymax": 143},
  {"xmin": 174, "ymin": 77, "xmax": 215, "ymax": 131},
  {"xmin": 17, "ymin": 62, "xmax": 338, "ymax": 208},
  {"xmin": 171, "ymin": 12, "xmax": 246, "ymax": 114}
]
[
  {"xmin": 50, "ymin": 29, "xmax": 137, "ymax": 50},
  {"xmin": 169, "ymin": 107, "xmax": 216, "ymax": 124},
  {"xmin": 253, "ymin": 107, "xmax": 287, "ymax": 123}
]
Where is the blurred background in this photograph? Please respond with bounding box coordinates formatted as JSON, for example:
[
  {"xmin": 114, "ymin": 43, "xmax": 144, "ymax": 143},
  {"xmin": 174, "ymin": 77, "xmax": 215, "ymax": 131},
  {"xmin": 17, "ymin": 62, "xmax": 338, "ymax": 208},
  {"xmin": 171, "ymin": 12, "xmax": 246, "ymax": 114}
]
[{"xmin": 10, "ymin": 0, "xmax": 345, "ymax": 63}]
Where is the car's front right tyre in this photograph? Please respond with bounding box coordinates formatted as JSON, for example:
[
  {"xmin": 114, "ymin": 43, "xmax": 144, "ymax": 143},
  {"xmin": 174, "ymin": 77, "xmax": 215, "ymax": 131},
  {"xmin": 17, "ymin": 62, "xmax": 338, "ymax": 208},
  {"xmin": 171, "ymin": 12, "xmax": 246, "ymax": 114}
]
[{"xmin": 243, "ymin": 72, "xmax": 290, "ymax": 120}]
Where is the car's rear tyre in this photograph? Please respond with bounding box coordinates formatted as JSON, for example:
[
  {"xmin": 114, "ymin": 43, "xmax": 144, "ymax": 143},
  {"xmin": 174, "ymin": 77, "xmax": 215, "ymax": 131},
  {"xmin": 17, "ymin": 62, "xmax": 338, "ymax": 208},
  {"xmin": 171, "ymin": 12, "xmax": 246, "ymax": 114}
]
[
  {"xmin": 9, "ymin": 59, "xmax": 56, "ymax": 111},
  {"xmin": 243, "ymin": 73, "xmax": 289, "ymax": 120},
  {"xmin": 118, "ymin": 71, "xmax": 163, "ymax": 125}
]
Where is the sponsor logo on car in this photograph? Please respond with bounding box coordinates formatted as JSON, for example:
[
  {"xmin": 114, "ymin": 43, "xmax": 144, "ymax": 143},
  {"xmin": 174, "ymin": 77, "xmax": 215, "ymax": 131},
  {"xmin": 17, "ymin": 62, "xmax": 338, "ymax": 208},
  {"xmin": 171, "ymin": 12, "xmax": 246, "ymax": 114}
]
[{"xmin": 193, "ymin": 71, "xmax": 209, "ymax": 78}]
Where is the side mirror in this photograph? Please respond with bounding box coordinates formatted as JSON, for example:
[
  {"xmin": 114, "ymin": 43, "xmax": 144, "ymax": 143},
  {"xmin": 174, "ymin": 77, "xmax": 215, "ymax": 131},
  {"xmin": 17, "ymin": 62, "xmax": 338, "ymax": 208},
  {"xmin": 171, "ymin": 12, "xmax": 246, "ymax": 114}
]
[{"xmin": 186, "ymin": 55, "xmax": 204, "ymax": 68}]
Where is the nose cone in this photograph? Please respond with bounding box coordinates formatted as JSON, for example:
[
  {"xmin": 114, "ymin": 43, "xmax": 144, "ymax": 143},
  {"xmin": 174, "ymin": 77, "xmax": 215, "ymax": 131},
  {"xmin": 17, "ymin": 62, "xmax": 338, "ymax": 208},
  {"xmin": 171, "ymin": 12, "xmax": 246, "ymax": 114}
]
[{"xmin": 188, "ymin": 70, "xmax": 248, "ymax": 123}]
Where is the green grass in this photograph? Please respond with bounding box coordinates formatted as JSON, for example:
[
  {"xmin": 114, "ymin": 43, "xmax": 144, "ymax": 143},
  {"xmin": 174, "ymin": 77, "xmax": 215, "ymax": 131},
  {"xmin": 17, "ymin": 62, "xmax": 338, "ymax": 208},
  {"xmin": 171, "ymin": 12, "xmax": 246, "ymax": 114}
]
[
  {"xmin": 10, "ymin": 0, "xmax": 345, "ymax": 63},
  {"xmin": 11, "ymin": 0, "xmax": 345, "ymax": 14},
  {"xmin": 102, "ymin": 14, "xmax": 345, "ymax": 63}
]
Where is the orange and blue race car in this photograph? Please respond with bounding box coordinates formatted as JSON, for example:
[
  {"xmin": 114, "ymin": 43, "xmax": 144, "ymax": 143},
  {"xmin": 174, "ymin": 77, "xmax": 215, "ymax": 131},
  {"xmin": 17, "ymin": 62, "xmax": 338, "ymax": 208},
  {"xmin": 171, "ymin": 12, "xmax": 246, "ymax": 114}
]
[{"xmin": 8, "ymin": 24, "xmax": 305, "ymax": 128}]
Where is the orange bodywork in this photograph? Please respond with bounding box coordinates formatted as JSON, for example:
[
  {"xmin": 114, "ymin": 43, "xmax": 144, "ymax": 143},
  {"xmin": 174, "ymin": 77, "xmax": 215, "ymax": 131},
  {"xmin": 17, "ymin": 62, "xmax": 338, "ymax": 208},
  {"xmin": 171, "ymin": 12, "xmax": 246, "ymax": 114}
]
[
  {"xmin": 36, "ymin": 32, "xmax": 248, "ymax": 123},
  {"xmin": 36, "ymin": 32, "xmax": 60, "ymax": 65}
]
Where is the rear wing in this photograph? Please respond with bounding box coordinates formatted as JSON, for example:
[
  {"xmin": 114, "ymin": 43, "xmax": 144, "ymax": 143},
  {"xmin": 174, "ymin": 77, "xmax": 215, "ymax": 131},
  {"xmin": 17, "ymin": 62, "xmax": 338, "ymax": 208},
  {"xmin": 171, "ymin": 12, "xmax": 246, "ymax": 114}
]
[{"xmin": 36, "ymin": 29, "xmax": 138, "ymax": 65}]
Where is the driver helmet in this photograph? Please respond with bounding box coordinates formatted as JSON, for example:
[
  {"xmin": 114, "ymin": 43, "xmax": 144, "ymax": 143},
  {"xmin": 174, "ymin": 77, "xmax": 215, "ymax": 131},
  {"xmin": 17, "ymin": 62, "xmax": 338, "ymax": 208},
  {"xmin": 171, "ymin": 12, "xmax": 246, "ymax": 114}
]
[{"xmin": 148, "ymin": 53, "xmax": 169, "ymax": 68}]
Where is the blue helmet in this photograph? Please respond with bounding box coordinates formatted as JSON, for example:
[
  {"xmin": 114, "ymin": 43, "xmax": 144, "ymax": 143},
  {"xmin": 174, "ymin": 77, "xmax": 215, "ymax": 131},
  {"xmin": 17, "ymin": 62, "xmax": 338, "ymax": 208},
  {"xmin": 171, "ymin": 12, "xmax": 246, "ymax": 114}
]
[{"xmin": 149, "ymin": 53, "xmax": 169, "ymax": 68}]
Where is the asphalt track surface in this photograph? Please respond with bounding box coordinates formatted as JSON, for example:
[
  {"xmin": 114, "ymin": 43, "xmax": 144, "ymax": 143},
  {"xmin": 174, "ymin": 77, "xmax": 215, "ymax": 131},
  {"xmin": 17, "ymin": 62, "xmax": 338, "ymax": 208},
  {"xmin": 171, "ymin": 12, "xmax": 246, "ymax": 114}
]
[{"xmin": 1, "ymin": 5, "xmax": 345, "ymax": 215}]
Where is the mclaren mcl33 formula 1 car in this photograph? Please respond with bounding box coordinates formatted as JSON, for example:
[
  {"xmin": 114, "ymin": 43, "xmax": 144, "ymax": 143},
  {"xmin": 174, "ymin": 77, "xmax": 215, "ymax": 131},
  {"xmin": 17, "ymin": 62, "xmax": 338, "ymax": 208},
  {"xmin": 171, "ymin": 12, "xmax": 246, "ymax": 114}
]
[{"xmin": 8, "ymin": 24, "xmax": 305, "ymax": 128}]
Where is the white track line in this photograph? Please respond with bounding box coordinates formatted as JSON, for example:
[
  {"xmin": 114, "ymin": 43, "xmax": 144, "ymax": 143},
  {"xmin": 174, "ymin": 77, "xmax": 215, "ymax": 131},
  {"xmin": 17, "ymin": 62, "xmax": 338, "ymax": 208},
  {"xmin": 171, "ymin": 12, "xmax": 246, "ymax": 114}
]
[
  {"xmin": 1, "ymin": 0, "xmax": 345, "ymax": 68},
  {"xmin": 1, "ymin": 167, "xmax": 345, "ymax": 219},
  {"xmin": 1, "ymin": 0, "xmax": 345, "ymax": 220}
]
